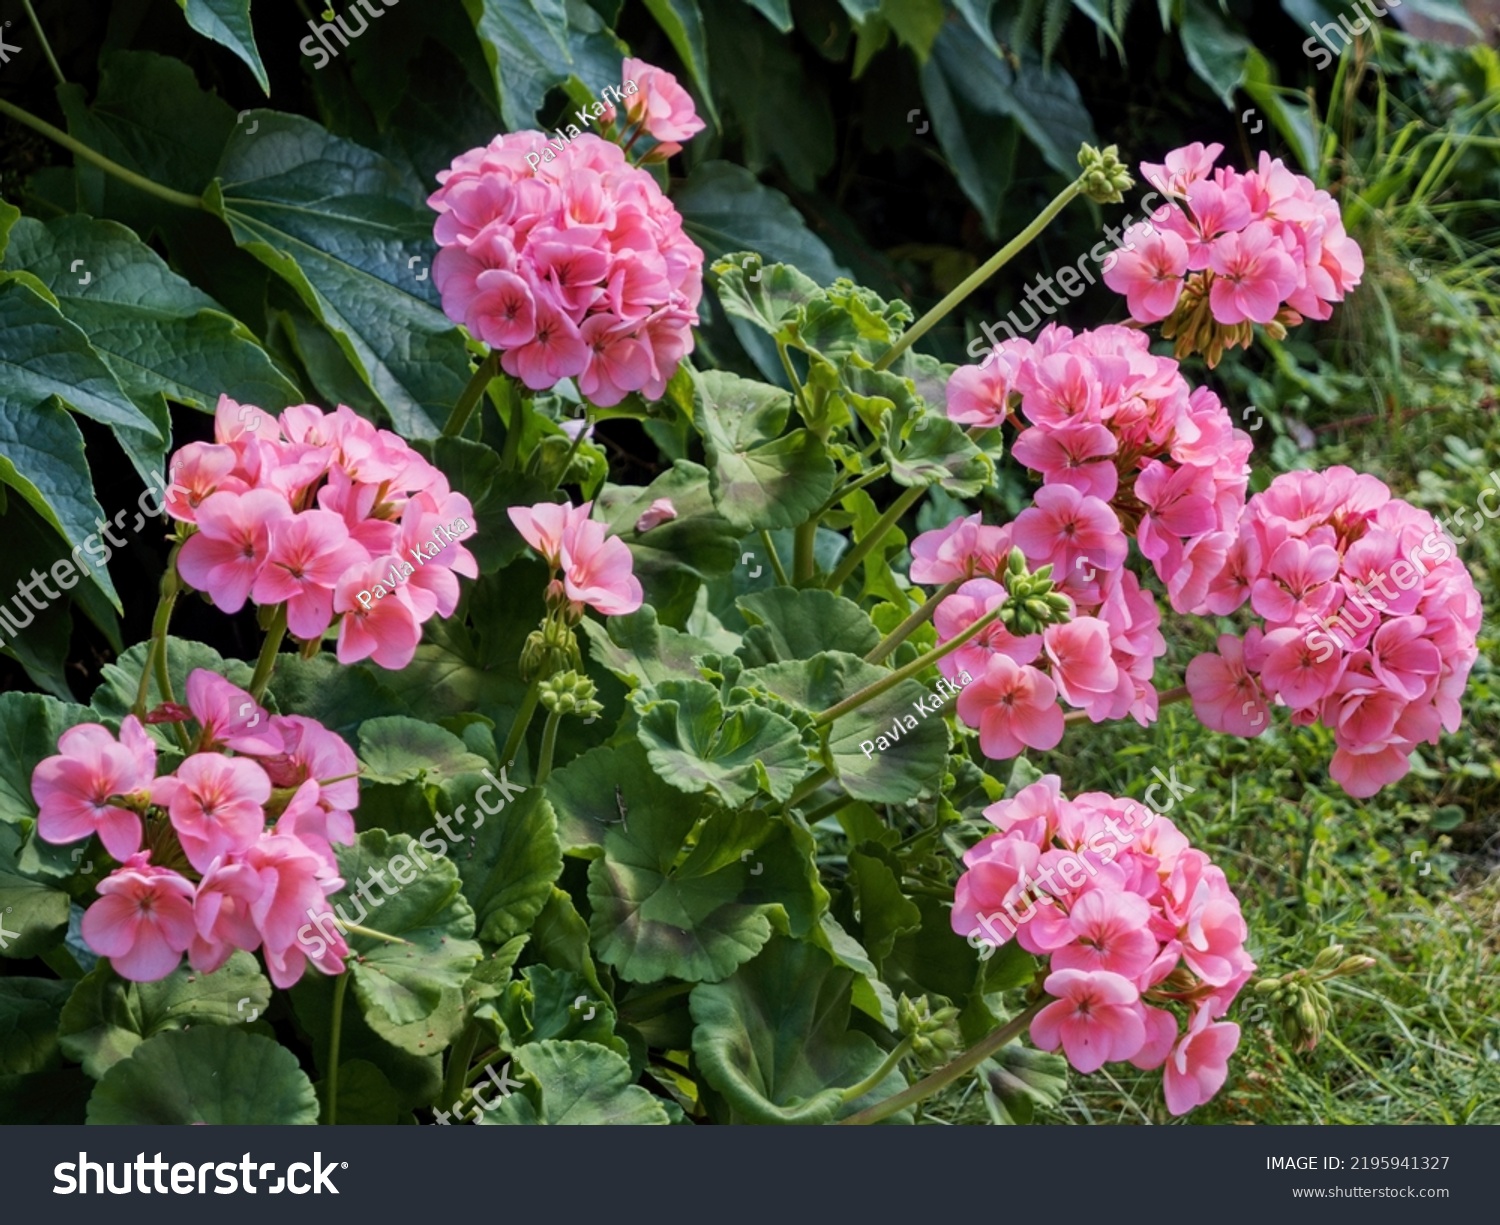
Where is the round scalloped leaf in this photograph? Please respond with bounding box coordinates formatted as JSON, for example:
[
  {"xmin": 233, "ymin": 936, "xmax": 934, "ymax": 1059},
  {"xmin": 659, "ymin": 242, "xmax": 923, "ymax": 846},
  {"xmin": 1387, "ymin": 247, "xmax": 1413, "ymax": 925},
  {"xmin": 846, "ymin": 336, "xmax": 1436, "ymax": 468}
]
[
  {"xmin": 333, "ymin": 830, "xmax": 482, "ymax": 1030},
  {"xmin": 690, "ymin": 936, "xmax": 909, "ymax": 1124},
  {"xmin": 448, "ymin": 776, "xmax": 562, "ymax": 947},
  {"xmin": 86, "ymin": 1027, "xmax": 319, "ymax": 1124},
  {"xmin": 477, "ymin": 1039, "xmax": 670, "ymax": 1125},
  {"xmin": 58, "ymin": 950, "xmax": 272, "ymax": 1079}
]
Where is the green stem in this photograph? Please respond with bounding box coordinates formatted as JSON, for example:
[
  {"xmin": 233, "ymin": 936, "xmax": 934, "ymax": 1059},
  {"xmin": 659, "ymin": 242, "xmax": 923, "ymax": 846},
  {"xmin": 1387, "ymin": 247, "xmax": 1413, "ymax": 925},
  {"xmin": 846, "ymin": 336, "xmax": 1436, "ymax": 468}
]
[
  {"xmin": 865, "ymin": 579, "xmax": 962, "ymax": 665},
  {"xmin": 815, "ymin": 464, "xmax": 891, "ymax": 517},
  {"xmin": 442, "ymin": 1019, "xmax": 483, "ymax": 1114},
  {"xmin": 535, "ymin": 705, "xmax": 563, "ymax": 785},
  {"xmin": 551, "ymin": 410, "xmax": 590, "ymax": 492},
  {"xmin": 801, "ymin": 793, "xmax": 853, "ymax": 826},
  {"xmin": 499, "ymin": 379, "xmax": 525, "ymax": 470},
  {"xmin": 247, "ymin": 603, "xmax": 288, "ymax": 702},
  {"xmin": 758, "ymin": 530, "xmax": 790, "ymax": 585},
  {"xmin": 0, "ymin": 99, "xmax": 204, "ymax": 210},
  {"xmin": 21, "ymin": 0, "xmax": 64, "ymax": 86},
  {"xmin": 840, "ymin": 1036, "xmax": 914, "ymax": 1104},
  {"xmin": 815, "ymin": 604, "xmax": 1002, "ymax": 727},
  {"xmin": 784, "ymin": 766, "xmax": 833, "ymax": 809},
  {"xmin": 824, "ymin": 485, "xmax": 924, "ymax": 593},
  {"xmin": 875, "ymin": 177, "xmax": 1086, "ymax": 371},
  {"xmin": 443, "ymin": 352, "xmax": 499, "ymax": 437},
  {"xmin": 837, "ymin": 1001, "xmax": 1044, "ymax": 1125},
  {"xmin": 500, "ymin": 678, "xmax": 542, "ymax": 770},
  {"xmin": 341, "ymin": 922, "xmax": 410, "ymax": 946},
  {"xmin": 326, "ymin": 973, "xmax": 349, "ymax": 1125},
  {"xmin": 793, "ymin": 519, "xmax": 819, "ymax": 583}
]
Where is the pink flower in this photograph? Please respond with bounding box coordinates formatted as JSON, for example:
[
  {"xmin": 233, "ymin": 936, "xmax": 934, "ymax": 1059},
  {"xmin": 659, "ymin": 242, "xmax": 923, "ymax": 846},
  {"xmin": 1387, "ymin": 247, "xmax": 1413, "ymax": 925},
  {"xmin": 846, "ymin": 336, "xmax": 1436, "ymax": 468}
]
[
  {"xmin": 1259, "ymin": 626, "xmax": 1346, "ymax": 709},
  {"xmin": 32, "ymin": 717, "xmax": 156, "ymax": 860},
  {"xmin": 956, "ymin": 654, "xmax": 1064, "ymax": 760},
  {"xmin": 1186, "ymin": 634, "xmax": 1270, "ymax": 737},
  {"xmin": 333, "ymin": 561, "xmax": 426, "ymax": 670},
  {"xmin": 1031, "ymin": 969, "xmax": 1147, "ymax": 1073},
  {"xmin": 1051, "ymin": 889, "xmax": 1159, "ymax": 980},
  {"xmin": 935, "ymin": 579, "xmax": 1040, "ymax": 680},
  {"xmin": 250, "ymin": 509, "xmax": 370, "ymax": 639},
  {"xmin": 560, "ymin": 516, "xmax": 643, "ymax": 616},
  {"xmin": 185, "ymin": 670, "xmax": 283, "ymax": 756},
  {"xmin": 910, "ymin": 514, "xmax": 984, "ymax": 585},
  {"xmin": 163, "ymin": 442, "xmax": 245, "ymax": 523},
  {"xmin": 1012, "ymin": 423, "xmax": 1119, "ymax": 501},
  {"xmin": 242, "ymin": 833, "xmax": 347, "ymax": 988},
  {"xmin": 151, "ymin": 754, "xmax": 271, "ymax": 874},
  {"xmin": 1012, "ymin": 485, "xmax": 1128, "ymax": 576},
  {"xmin": 80, "ymin": 853, "xmax": 196, "ymax": 982},
  {"xmin": 621, "ymin": 57, "xmax": 706, "ymax": 144},
  {"xmin": 1139, "ymin": 142, "xmax": 1223, "ymax": 198},
  {"xmin": 1163, "ymin": 1011, "xmax": 1240, "ymax": 1116},
  {"xmin": 176, "ymin": 489, "xmax": 293, "ymax": 613},
  {"xmin": 501, "ymin": 296, "xmax": 590, "ymax": 390},
  {"xmin": 578, "ymin": 314, "xmax": 654, "ymax": 406},
  {"xmin": 635, "ymin": 498, "xmax": 678, "ymax": 533},
  {"xmin": 190, "ymin": 856, "xmax": 263, "ymax": 974},
  {"xmin": 1102, "ymin": 228, "xmax": 1189, "ymax": 322},
  {"xmin": 1207, "ymin": 223, "xmax": 1299, "ymax": 324},
  {"xmin": 508, "ymin": 500, "xmax": 593, "ymax": 568},
  {"xmin": 1043, "ymin": 618, "xmax": 1124, "ymax": 722},
  {"xmin": 257, "ymin": 715, "xmax": 360, "ymax": 814}
]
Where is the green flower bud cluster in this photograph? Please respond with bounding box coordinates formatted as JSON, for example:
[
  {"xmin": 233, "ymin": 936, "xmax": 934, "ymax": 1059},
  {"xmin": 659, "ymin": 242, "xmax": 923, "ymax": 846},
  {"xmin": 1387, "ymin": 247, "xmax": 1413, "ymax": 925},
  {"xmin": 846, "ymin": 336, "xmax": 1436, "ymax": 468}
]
[
  {"xmin": 519, "ymin": 618, "xmax": 582, "ymax": 684},
  {"xmin": 896, "ymin": 993, "xmax": 963, "ymax": 1070},
  {"xmin": 538, "ymin": 670, "xmax": 603, "ymax": 719},
  {"xmin": 999, "ymin": 548, "xmax": 1073, "ymax": 636},
  {"xmin": 1249, "ymin": 947, "xmax": 1376, "ymax": 1053},
  {"xmin": 1077, "ymin": 143, "xmax": 1134, "ymax": 205}
]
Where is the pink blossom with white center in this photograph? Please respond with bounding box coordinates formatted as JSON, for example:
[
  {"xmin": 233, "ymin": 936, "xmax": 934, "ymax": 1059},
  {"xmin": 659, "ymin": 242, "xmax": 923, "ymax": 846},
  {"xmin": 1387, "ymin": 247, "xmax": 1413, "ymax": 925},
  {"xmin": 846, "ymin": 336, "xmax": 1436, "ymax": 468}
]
[
  {"xmin": 176, "ymin": 489, "xmax": 293, "ymax": 614},
  {"xmin": 1031, "ymin": 969, "xmax": 1147, "ymax": 1073},
  {"xmin": 32, "ymin": 717, "xmax": 156, "ymax": 861},
  {"xmin": 80, "ymin": 853, "xmax": 197, "ymax": 982},
  {"xmin": 150, "ymin": 753, "xmax": 271, "ymax": 874},
  {"xmin": 250, "ymin": 509, "xmax": 370, "ymax": 639}
]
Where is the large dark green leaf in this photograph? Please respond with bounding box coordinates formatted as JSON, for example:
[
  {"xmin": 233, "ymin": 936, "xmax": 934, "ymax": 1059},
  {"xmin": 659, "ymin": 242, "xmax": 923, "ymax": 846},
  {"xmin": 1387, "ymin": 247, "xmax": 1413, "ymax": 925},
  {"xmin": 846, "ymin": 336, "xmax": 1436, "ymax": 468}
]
[
  {"xmin": 478, "ymin": 1039, "xmax": 670, "ymax": 1124},
  {"xmin": 642, "ymin": 0, "xmax": 718, "ymax": 123},
  {"xmin": 736, "ymin": 588, "xmax": 880, "ymax": 667},
  {"xmin": 690, "ymin": 936, "xmax": 909, "ymax": 1123},
  {"xmin": 0, "ymin": 978, "xmax": 73, "ymax": 1075},
  {"xmin": 87, "ymin": 1027, "xmax": 320, "ymax": 1124},
  {"xmin": 633, "ymin": 677, "xmax": 811, "ymax": 806},
  {"xmin": 586, "ymin": 797, "xmax": 801, "ymax": 983},
  {"xmin": 448, "ymin": 777, "xmax": 563, "ymax": 945},
  {"xmin": 57, "ymin": 952, "xmax": 272, "ymax": 1079},
  {"xmin": 581, "ymin": 604, "xmax": 720, "ymax": 689},
  {"xmin": 1179, "ymin": 1, "xmax": 1252, "ymax": 107},
  {"xmin": 742, "ymin": 652, "xmax": 951, "ymax": 804},
  {"xmin": 697, "ymin": 371, "xmax": 835, "ymax": 532},
  {"xmin": 333, "ymin": 831, "xmax": 482, "ymax": 1032},
  {"xmin": 0, "ymin": 823, "xmax": 70, "ymax": 960},
  {"xmin": 177, "ymin": 0, "xmax": 270, "ymax": 93},
  {"xmin": 358, "ymin": 716, "xmax": 493, "ymax": 786},
  {"xmin": 208, "ymin": 113, "xmax": 472, "ymax": 438},
  {"xmin": 3, "ymin": 216, "xmax": 298, "ymax": 416}
]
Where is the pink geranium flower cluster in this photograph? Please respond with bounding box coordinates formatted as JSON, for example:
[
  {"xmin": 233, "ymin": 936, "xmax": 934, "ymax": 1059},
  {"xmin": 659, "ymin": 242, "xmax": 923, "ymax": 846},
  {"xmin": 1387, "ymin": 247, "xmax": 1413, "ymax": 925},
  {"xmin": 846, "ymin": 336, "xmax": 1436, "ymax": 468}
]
[
  {"xmin": 428, "ymin": 124, "xmax": 704, "ymax": 406},
  {"xmin": 509, "ymin": 500, "xmax": 644, "ymax": 617},
  {"xmin": 1103, "ymin": 144, "xmax": 1363, "ymax": 361},
  {"xmin": 947, "ymin": 323, "xmax": 1251, "ymax": 621},
  {"xmin": 1186, "ymin": 468, "xmax": 1480, "ymax": 797},
  {"xmin": 31, "ymin": 671, "xmax": 355, "ymax": 986},
  {"xmin": 950, "ymin": 776, "xmax": 1253, "ymax": 1116},
  {"xmin": 167, "ymin": 397, "xmax": 476, "ymax": 672}
]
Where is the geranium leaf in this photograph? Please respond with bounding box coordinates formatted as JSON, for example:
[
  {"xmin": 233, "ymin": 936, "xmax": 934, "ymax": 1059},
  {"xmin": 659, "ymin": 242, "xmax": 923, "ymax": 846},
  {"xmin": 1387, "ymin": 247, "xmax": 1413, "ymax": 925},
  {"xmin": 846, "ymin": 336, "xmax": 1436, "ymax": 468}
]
[
  {"xmin": 86, "ymin": 1027, "xmax": 320, "ymax": 1124},
  {"xmin": 477, "ymin": 1039, "xmax": 670, "ymax": 1125},
  {"xmin": 690, "ymin": 936, "xmax": 909, "ymax": 1124}
]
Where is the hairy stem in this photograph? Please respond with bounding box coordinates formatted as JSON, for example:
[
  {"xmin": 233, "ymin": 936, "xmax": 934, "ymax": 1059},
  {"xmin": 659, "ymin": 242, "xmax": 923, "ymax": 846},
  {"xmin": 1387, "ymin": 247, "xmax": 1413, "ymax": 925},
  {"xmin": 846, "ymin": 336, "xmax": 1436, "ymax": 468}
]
[
  {"xmin": 840, "ymin": 1036, "xmax": 915, "ymax": 1104},
  {"xmin": 443, "ymin": 352, "xmax": 499, "ymax": 437},
  {"xmin": 793, "ymin": 519, "xmax": 819, "ymax": 583},
  {"xmin": 876, "ymin": 177, "xmax": 1086, "ymax": 371},
  {"xmin": 247, "ymin": 603, "xmax": 288, "ymax": 703},
  {"xmin": 865, "ymin": 579, "xmax": 962, "ymax": 665},
  {"xmin": 814, "ymin": 605, "xmax": 1001, "ymax": 727},
  {"xmin": 0, "ymin": 99, "xmax": 204, "ymax": 210},
  {"xmin": 824, "ymin": 485, "xmax": 923, "ymax": 592},
  {"xmin": 442, "ymin": 1019, "xmax": 482, "ymax": 1116},
  {"xmin": 758, "ymin": 529, "xmax": 790, "ymax": 585},
  {"xmin": 326, "ymin": 973, "xmax": 349, "ymax": 1125},
  {"xmin": 837, "ymin": 1001, "xmax": 1044, "ymax": 1125},
  {"xmin": 500, "ymin": 678, "xmax": 541, "ymax": 771},
  {"xmin": 21, "ymin": 0, "xmax": 64, "ymax": 85},
  {"xmin": 534, "ymin": 705, "xmax": 563, "ymax": 785}
]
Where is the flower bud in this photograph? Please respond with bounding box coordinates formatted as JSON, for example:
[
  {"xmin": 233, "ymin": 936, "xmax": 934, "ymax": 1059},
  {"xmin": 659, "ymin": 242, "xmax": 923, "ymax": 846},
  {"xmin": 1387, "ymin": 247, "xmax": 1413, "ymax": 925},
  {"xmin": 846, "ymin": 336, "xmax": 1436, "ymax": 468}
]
[
  {"xmin": 1077, "ymin": 143, "xmax": 1134, "ymax": 204},
  {"xmin": 1312, "ymin": 944, "xmax": 1346, "ymax": 971}
]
